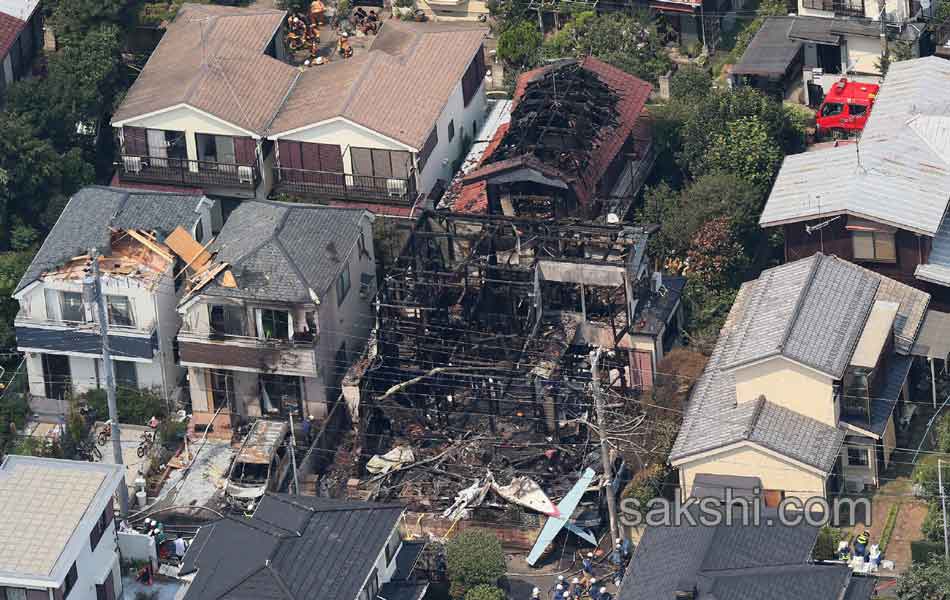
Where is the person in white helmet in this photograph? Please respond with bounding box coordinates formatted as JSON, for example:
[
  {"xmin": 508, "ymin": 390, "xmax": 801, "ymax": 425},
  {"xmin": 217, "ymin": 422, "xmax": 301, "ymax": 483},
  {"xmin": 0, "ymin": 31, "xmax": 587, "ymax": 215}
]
[
  {"xmin": 530, "ymin": 587, "xmax": 541, "ymax": 600},
  {"xmin": 570, "ymin": 577, "xmax": 582, "ymax": 600},
  {"xmin": 552, "ymin": 583, "xmax": 565, "ymax": 600},
  {"xmin": 549, "ymin": 575, "xmax": 565, "ymax": 597}
]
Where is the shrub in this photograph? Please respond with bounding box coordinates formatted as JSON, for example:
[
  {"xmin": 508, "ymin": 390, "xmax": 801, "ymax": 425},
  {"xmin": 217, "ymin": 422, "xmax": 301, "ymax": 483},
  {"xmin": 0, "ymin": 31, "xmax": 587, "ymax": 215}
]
[
  {"xmin": 935, "ymin": 413, "xmax": 950, "ymax": 454},
  {"xmin": 622, "ymin": 463, "xmax": 667, "ymax": 518},
  {"xmin": 670, "ymin": 66, "xmax": 712, "ymax": 102},
  {"xmin": 81, "ymin": 387, "xmax": 165, "ymax": 426},
  {"xmin": 813, "ymin": 526, "xmax": 842, "ymax": 560},
  {"xmin": 446, "ymin": 531, "xmax": 506, "ymax": 599},
  {"xmin": 465, "ymin": 585, "xmax": 506, "ymax": 600}
]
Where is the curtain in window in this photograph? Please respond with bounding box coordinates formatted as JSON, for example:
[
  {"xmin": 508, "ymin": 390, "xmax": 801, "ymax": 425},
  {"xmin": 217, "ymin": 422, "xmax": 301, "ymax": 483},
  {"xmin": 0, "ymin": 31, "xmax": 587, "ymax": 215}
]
[{"xmin": 147, "ymin": 129, "xmax": 168, "ymax": 167}]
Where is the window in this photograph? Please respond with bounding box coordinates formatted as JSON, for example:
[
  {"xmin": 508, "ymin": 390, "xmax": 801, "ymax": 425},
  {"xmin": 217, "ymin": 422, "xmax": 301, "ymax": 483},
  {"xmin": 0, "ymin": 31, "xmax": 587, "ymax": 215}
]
[
  {"xmin": 106, "ymin": 295, "xmax": 135, "ymax": 327},
  {"xmin": 849, "ymin": 104, "xmax": 868, "ymax": 117},
  {"xmin": 384, "ymin": 530, "xmax": 402, "ymax": 564},
  {"xmin": 257, "ymin": 308, "xmax": 290, "ymax": 340},
  {"xmin": 210, "ymin": 370, "xmax": 233, "ymax": 410},
  {"xmin": 3, "ymin": 589, "xmax": 27, "ymax": 600},
  {"xmin": 63, "ymin": 563, "xmax": 78, "ymax": 599},
  {"xmin": 461, "ymin": 47, "xmax": 487, "ymax": 106},
  {"xmin": 350, "ymin": 147, "xmax": 411, "ymax": 179},
  {"xmin": 260, "ymin": 374, "xmax": 303, "ymax": 416},
  {"xmin": 847, "ymin": 447, "xmax": 869, "ymax": 466},
  {"xmin": 60, "ymin": 291, "xmax": 84, "ymax": 322},
  {"xmin": 447, "ymin": 119, "xmax": 455, "ymax": 142},
  {"xmin": 89, "ymin": 499, "xmax": 115, "ymax": 551},
  {"xmin": 336, "ymin": 265, "xmax": 351, "ymax": 306},
  {"xmin": 113, "ymin": 361, "xmax": 138, "ymax": 390},
  {"xmin": 417, "ymin": 127, "xmax": 438, "ymax": 171},
  {"xmin": 210, "ymin": 305, "xmax": 245, "ymax": 337},
  {"xmin": 820, "ymin": 102, "xmax": 844, "ymax": 117},
  {"xmin": 196, "ymin": 134, "xmax": 236, "ymax": 165},
  {"xmin": 852, "ymin": 230, "xmax": 896, "ymax": 262},
  {"xmin": 357, "ymin": 231, "xmax": 368, "ymax": 258},
  {"xmin": 802, "ymin": 0, "xmax": 833, "ymax": 9}
]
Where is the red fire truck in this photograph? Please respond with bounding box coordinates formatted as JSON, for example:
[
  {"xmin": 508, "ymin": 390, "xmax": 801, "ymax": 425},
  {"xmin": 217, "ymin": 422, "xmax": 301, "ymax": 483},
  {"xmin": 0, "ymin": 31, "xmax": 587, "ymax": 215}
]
[{"xmin": 816, "ymin": 78, "xmax": 880, "ymax": 138}]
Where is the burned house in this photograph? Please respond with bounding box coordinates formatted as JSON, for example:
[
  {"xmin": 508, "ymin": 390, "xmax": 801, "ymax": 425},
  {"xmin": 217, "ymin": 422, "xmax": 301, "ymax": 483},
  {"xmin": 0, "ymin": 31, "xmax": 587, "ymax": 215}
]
[
  {"xmin": 445, "ymin": 57, "xmax": 654, "ymax": 223},
  {"xmin": 175, "ymin": 200, "xmax": 376, "ymax": 436},
  {"xmin": 12, "ymin": 187, "xmax": 216, "ymax": 419},
  {"xmin": 331, "ymin": 212, "xmax": 682, "ymax": 542}
]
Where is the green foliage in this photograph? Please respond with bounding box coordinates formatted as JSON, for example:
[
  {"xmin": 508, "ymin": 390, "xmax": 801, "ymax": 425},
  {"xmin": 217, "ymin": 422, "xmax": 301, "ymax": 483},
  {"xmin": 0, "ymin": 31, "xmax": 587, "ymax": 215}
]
[
  {"xmin": 813, "ymin": 526, "xmax": 842, "ymax": 561},
  {"xmin": 464, "ymin": 585, "xmax": 506, "ymax": 600},
  {"xmin": 702, "ymin": 117, "xmax": 783, "ymax": 189},
  {"xmin": 922, "ymin": 500, "xmax": 946, "ymax": 544},
  {"xmin": 895, "ymin": 557, "xmax": 950, "ymax": 599},
  {"xmin": 877, "ymin": 40, "xmax": 915, "ymax": 76},
  {"xmin": 678, "ymin": 87, "xmax": 801, "ymax": 182},
  {"xmin": 81, "ymin": 388, "xmax": 166, "ymax": 426},
  {"xmin": 936, "ymin": 413, "xmax": 950, "ymax": 454},
  {"xmin": 880, "ymin": 503, "xmax": 899, "ymax": 553},
  {"xmin": 0, "ymin": 251, "xmax": 35, "ymax": 350},
  {"xmin": 540, "ymin": 11, "xmax": 672, "ymax": 83},
  {"xmin": 683, "ymin": 276, "xmax": 740, "ymax": 344},
  {"xmin": 496, "ymin": 21, "xmax": 541, "ymax": 70},
  {"xmin": 622, "ymin": 463, "xmax": 667, "ymax": 516},
  {"xmin": 670, "ymin": 65, "xmax": 712, "ymax": 102},
  {"xmin": 50, "ymin": 0, "xmax": 127, "ymax": 47},
  {"xmin": 446, "ymin": 531, "xmax": 506, "ymax": 599},
  {"xmin": 729, "ymin": 0, "xmax": 786, "ymax": 62}
]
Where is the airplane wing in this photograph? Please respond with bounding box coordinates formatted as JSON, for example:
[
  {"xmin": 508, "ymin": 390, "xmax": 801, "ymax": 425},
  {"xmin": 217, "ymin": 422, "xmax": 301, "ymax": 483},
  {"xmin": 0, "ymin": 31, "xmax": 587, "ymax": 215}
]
[{"xmin": 526, "ymin": 467, "xmax": 597, "ymax": 566}]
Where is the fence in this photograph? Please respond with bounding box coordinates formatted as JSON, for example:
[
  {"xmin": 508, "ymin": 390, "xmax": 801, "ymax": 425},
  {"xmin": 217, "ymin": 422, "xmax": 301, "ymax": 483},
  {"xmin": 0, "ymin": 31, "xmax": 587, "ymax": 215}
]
[{"xmin": 294, "ymin": 394, "xmax": 349, "ymax": 490}]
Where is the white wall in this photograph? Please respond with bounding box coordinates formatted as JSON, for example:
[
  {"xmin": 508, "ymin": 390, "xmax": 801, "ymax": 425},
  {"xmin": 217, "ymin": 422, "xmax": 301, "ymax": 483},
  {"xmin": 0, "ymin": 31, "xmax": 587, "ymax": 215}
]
[
  {"xmin": 797, "ymin": 0, "xmax": 907, "ymax": 19},
  {"xmin": 732, "ymin": 357, "xmax": 838, "ymax": 426},
  {"xmin": 70, "ymin": 520, "xmax": 121, "ymax": 600},
  {"xmin": 115, "ymin": 105, "xmax": 253, "ymax": 162},
  {"xmin": 416, "ymin": 78, "xmax": 488, "ymax": 195},
  {"xmin": 845, "ymin": 35, "xmax": 886, "ymax": 75}
]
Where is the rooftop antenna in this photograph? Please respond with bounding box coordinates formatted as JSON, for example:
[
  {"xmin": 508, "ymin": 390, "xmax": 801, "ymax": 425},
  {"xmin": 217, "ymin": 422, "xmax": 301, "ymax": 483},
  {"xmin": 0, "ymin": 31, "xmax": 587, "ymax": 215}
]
[{"xmin": 804, "ymin": 194, "xmax": 839, "ymax": 252}]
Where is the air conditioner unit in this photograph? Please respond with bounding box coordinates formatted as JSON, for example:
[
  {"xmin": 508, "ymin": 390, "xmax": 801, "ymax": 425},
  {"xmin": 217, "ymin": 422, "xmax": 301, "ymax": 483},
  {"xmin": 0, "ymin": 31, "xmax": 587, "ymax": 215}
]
[
  {"xmin": 123, "ymin": 155, "xmax": 142, "ymax": 173},
  {"xmin": 237, "ymin": 166, "xmax": 254, "ymax": 184},
  {"xmin": 387, "ymin": 179, "xmax": 408, "ymax": 196}
]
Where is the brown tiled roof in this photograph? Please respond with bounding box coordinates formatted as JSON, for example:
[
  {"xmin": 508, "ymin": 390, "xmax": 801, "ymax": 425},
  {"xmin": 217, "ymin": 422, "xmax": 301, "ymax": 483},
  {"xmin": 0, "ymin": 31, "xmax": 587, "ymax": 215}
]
[
  {"xmin": 112, "ymin": 4, "xmax": 297, "ymax": 135},
  {"xmin": 0, "ymin": 11, "xmax": 24, "ymax": 58},
  {"xmin": 269, "ymin": 20, "xmax": 487, "ymax": 149}
]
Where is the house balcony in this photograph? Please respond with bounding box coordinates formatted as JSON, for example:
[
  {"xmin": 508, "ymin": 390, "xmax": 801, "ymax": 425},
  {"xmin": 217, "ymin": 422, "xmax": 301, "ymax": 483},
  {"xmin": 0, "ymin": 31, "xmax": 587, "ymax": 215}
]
[
  {"xmin": 272, "ymin": 166, "xmax": 417, "ymax": 205},
  {"xmin": 14, "ymin": 313, "xmax": 157, "ymax": 359},
  {"xmin": 177, "ymin": 329, "xmax": 319, "ymax": 377},
  {"xmin": 116, "ymin": 155, "xmax": 260, "ymax": 192}
]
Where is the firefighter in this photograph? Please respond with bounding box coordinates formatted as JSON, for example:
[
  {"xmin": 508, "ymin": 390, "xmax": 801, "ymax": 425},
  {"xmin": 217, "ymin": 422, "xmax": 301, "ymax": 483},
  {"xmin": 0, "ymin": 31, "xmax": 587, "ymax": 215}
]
[
  {"xmin": 854, "ymin": 530, "xmax": 871, "ymax": 558},
  {"xmin": 337, "ymin": 33, "xmax": 353, "ymax": 58},
  {"xmin": 552, "ymin": 584, "xmax": 565, "ymax": 600},
  {"xmin": 569, "ymin": 578, "xmax": 582, "ymax": 600},
  {"xmin": 309, "ymin": 0, "xmax": 326, "ymax": 25},
  {"xmin": 549, "ymin": 575, "xmax": 564, "ymax": 597},
  {"xmin": 530, "ymin": 587, "xmax": 541, "ymax": 600},
  {"xmin": 582, "ymin": 552, "xmax": 595, "ymax": 578}
]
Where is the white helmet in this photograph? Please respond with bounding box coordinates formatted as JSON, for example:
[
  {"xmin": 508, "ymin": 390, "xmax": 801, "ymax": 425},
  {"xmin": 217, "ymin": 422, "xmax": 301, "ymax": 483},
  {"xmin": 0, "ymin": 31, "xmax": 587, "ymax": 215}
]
[
  {"xmin": 557, "ymin": 575, "xmax": 565, "ymax": 581},
  {"xmin": 572, "ymin": 578, "xmax": 579, "ymax": 584},
  {"xmin": 600, "ymin": 588, "xmax": 607, "ymax": 594},
  {"xmin": 532, "ymin": 588, "xmax": 540, "ymax": 595},
  {"xmin": 587, "ymin": 552, "xmax": 594, "ymax": 558}
]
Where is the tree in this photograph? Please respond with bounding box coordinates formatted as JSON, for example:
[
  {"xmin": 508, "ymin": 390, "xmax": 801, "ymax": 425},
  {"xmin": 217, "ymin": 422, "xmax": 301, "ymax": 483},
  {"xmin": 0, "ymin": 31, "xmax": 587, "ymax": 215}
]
[
  {"xmin": 0, "ymin": 251, "xmax": 35, "ymax": 350},
  {"xmin": 670, "ymin": 65, "xmax": 712, "ymax": 102},
  {"xmin": 50, "ymin": 0, "xmax": 127, "ymax": 48},
  {"xmin": 702, "ymin": 117, "xmax": 783, "ymax": 189},
  {"xmin": 496, "ymin": 21, "xmax": 541, "ymax": 70},
  {"xmin": 541, "ymin": 11, "xmax": 672, "ymax": 83},
  {"xmin": 812, "ymin": 526, "xmax": 842, "ymax": 561},
  {"xmin": 81, "ymin": 387, "xmax": 166, "ymax": 425},
  {"xmin": 446, "ymin": 531, "xmax": 506, "ymax": 599},
  {"xmin": 464, "ymin": 585, "xmax": 507, "ymax": 600},
  {"xmin": 678, "ymin": 87, "xmax": 802, "ymax": 180},
  {"xmin": 895, "ymin": 557, "xmax": 950, "ymax": 599}
]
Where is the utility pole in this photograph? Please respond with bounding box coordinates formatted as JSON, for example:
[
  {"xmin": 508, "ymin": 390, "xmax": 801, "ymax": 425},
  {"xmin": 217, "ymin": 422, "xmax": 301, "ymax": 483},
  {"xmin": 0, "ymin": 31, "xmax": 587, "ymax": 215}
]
[
  {"xmin": 879, "ymin": 0, "xmax": 888, "ymax": 64},
  {"xmin": 288, "ymin": 413, "xmax": 300, "ymax": 495},
  {"xmin": 590, "ymin": 347, "xmax": 623, "ymax": 547},
  {"xmin": 940, "ymin": 458, "xmax": 949, "ymax": 560},
  {"xmin": 86, "ymin": 249, "xmax": 130, "ymax": 517}
]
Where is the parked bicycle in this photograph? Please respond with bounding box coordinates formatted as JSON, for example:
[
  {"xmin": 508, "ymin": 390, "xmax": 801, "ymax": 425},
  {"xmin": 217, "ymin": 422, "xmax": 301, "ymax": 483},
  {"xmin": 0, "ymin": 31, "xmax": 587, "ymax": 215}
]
[
  {"xmin": 96, "ymin": 420, "xmax": 112, "ymax": 446},
  {"xmin": 137, "ymin": 430, "xmax": 155, "ymax": 458}
]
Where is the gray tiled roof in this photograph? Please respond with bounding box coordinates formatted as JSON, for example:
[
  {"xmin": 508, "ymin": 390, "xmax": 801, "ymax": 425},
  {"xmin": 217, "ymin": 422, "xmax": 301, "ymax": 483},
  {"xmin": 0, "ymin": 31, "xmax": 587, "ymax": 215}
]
[
  {"xmin": 670, "ymin": 254, "xmax": 908, "ymax": 471},
  {"xmin": 721, "ymin": 253, "xmax": 879, "ymax": 378},
  {"xmin": 619, "ymin": 508, "xmax": 868, "ymax": 600},
  {"xmin": 181, "ymin": 494, "xmax": 404, "ymax": 600},
  {"xmin": 761, "ymin": 56, "xmax": 950, "ymax": 236},
  {"xmin": 199, "ymin": 200, "xmax": 369, "ymax": 303},
  {"xmin": 14, "ymin": 186, "xmax": 209, "ymax": 295}
]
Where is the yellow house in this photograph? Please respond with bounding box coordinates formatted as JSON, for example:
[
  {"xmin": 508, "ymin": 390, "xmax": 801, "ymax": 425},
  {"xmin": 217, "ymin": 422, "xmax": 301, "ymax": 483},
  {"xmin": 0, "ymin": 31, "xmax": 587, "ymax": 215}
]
[{"xmin": 670, "ymin": 253, "xmax": 929, "ymax": 503}]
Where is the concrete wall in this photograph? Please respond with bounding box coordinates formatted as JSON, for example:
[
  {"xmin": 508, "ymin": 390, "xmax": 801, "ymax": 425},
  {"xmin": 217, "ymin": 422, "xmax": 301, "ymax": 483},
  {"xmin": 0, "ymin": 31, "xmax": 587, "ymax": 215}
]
[
  {"xmin": 845, "ymin": 35, "xmax": 886, "ymax": 75},
  {"xmin": 678, "ymin": 444, "xmax": 827, "ymax": 503},
  {"xmin": 117, "ymin": 530, "xmax": 158, "ymax": 569},
  {"xmin": 733, "ymin": 357, "xmax": 837, "ymax": 426}
]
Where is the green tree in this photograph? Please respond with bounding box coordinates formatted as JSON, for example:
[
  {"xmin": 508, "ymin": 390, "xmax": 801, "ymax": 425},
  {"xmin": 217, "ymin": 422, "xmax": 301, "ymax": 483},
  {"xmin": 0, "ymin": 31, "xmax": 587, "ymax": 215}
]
[
  {"xmin": 702, "ymin": 117, "xmax": 783, "ymax": 189},
  {"xmin": 464, "ymin": 585, "xmax": 507, "ymax": 600},
  {"xmin": 50, "ymin": 0, "xmax": 127, "ymax": 47},
  {"xmin": 497, "ymin": 21, "xmax": 541, "ymax": 70},
  {"xmin": 82, "ymin": 388, "xmax": 166, "ymax": 425},
  {"xmin": 812, "ymin": 526, "xmax": 842, "ymax": 561},
  {"xmin": 541, "ymin": 11, "xmax": 672, "ymax": 83},
  {"xmin": 446, "ymin": 531, "xmax": 506, "ymax": 599},
  {"xmin": 679, "ymin": 87, "xmax": 801, "ymax": 180},
  {"xmin": 670, "ymin": 65, "xmax": 712, "ymax": 102},
  {"xmin": 0, "ymin": 251, "xmax": 36, "ymax": 350},
  {"xmin": 895, "ymin": 557, "xmax": 950, "ymax": 599}
]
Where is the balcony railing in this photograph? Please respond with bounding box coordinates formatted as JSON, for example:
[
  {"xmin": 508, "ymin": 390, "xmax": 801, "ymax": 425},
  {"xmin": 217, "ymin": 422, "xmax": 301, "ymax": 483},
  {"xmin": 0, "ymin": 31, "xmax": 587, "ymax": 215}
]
[
  {"xmin": 15, "ymin": 313, "xmax": 156, "ymax": 337},
  {"xmin": 273, "ymin": 166, "xmax": 417, "ymax": 204},
  {"xmin": 116, "ymin": 155, "xmax": 260, "ymax": 190},
  {"xmin": 14, "ymin": 313, "xmax": 158, "ymax": 359},
  {"xmin": 178, "ymin": 327, "xmax": 318, "ymax": 349},
  {"xmin": 177, "ymin": 328, "xmax": 319, "ymax": 375}
]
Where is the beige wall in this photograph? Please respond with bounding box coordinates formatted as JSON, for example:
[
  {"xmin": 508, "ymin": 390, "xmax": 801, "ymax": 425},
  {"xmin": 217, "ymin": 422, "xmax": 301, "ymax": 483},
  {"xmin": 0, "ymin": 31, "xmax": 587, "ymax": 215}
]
[
  {"xmin": 733, "ymin": 357, "xmax": 837, "ymax": 426},
  {"xmin": 846, "ymin": 35, "xmax": 886, "ymax": 76},
  {"xmin": 116, "ymin": 105, "xmax": 253, "ymax": 162},
  {"xmin": 678, "ymin": 443, "xmax": 827, "ymax": 503}
]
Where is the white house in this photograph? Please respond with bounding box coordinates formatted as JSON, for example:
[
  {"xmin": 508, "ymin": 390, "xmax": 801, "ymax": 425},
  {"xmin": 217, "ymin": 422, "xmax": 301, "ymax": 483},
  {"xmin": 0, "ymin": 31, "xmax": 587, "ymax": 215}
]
[
  {"xmin": 12, "ymin": 187, "xmax": 215, "ymax": 419},
  {"xmin": 0, "ymin": 456, "xmax": 124, "ymax": 600},
  {"xmin": 174, "ymin": 200, "xmax": 376, "ymax": 436},
  {"xmin": 111, "ymin": 4, "xmax": 489, "ymax": 214}
]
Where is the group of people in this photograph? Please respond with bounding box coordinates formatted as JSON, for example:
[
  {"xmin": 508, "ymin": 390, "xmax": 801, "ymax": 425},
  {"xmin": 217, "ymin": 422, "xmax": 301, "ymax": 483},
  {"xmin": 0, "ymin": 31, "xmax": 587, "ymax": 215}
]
[
  {"xmin": 530, "ymin": 540, "xmax": 633, "ymax": 600},
  {"xmin": 838, "ymin": 530, "xmax": 882, "ymax": 568}
]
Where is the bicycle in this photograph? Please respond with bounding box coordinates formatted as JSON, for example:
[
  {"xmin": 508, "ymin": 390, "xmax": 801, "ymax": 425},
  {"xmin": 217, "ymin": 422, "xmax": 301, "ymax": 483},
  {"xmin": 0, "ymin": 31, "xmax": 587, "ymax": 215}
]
[
  {"xmin": 137, "ymin": 430, "xmax": 155, "ymax": 458},
  {"xmin": 96, "ymin": 420, "xmax": 112, "ymax": 446}
]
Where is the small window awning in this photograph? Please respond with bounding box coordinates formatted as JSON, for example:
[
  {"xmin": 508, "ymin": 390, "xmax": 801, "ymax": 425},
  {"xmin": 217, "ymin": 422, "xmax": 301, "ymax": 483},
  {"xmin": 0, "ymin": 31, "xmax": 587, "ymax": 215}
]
[{"xmin": 911, "ymin": 309, "xmax": 950, "ymax": 359}]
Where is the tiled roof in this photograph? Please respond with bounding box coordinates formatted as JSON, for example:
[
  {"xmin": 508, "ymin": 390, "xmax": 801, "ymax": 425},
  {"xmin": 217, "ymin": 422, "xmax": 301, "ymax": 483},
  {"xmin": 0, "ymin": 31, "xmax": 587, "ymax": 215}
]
[
  {"xmin": 620, "ymin": 507, "xmax": 869, "ymax": 600},
  {"xmin": 181, "ymin": 495, "xmax": 404, "ymax": 600},
  {"xmin": 198, "ymin": 200, "xmax": 369, "ymax": 303},
  {"xmin": 270, "ymin": 21, "xmax": 486, "ymax": 149},
  {"xmin": 456, "ymin": 57, "xmax": 652, "ymax": 211},
  {"xmin": 761, "ymin": 56, "xmax": 950, "ymax": 236},
  {"xmin": 0, "ymin": 10, "xmax": 23, "ymax": 58},
  {"xmin": 0, "ymin": 457, "xmax": 122, "ymax": 581},
  {"xmin": 112, "ymin": 4, "xmax": 297, "ymax": 134},
  {"xmin": 15, "ymin": 186, "xmax": 210, "ymax": 294}
]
